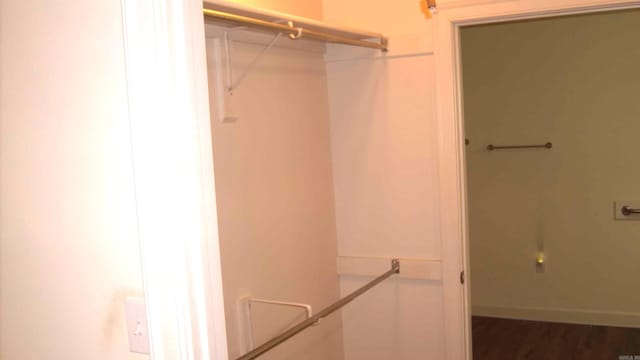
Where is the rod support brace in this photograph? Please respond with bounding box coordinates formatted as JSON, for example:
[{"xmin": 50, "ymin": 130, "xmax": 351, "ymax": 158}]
[{"xmin": 391, "ymin": 258, "xmax": 400, "ymax": 274}]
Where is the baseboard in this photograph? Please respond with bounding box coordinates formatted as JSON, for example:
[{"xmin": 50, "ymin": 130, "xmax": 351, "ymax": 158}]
[{"xmin": 472, "ymin": 305, "xmax": 640, "ymax": 328}]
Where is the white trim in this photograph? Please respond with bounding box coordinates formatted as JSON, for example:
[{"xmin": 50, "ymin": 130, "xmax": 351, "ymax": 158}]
[
  {"xmin": 336, "ymin": 256, "xmax": 442, "ymax": 281},
  {"xmin": 473, "ymin": 305, "xmax": 640, "ymax": 328},
  {"xmin": 120, "ymin": 0, "xmax": 228, "ymax": 359},
  {"xmin": 434, "ymin": 1, "xmax": 640, "ymax": 359}
]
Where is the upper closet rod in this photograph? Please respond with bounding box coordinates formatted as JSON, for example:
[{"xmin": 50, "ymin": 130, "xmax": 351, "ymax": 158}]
[
  {"xmin": 202, "ymin": 8, "xmax": 388, "ymax": 51},
  {"xmin": 236, "ymin": 259, "xmax": 400, "ymax": 360}
]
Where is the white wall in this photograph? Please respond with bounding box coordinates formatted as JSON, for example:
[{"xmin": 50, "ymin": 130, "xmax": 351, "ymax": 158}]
[
  {"xmin": 462, "ymin": 9, "xmax": 640, "ymax": 326},
  {"xmin": 204, "ymin": 25, "xmax": 344, "ymax": 359},
  {"xmin": 0, "ymin": 1, "xmax": 146, "ymax": 359},
  {"xmin": 323, "ymin": 1, "xmax": 445, "ymax": 358}
]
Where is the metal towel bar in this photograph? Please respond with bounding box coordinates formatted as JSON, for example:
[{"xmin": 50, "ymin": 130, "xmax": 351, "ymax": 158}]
[
  {"xmin": 487, "ymin": 142, "xmax": 552, "ymax": 151},
  {"xmin": 622, "ymin": 206, "xmax": 640, "ymax": 216}
]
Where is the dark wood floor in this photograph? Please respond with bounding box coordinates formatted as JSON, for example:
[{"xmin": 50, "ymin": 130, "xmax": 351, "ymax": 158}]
[{"xmin": 472, "ymin": 316, "xmax": 640, "ymax": 360}]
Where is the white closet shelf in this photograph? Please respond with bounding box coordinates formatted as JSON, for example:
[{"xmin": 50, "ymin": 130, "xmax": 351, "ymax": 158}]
[{"xmin": 203, "ymin": 0, "xmax": 388, "ymax": 51}]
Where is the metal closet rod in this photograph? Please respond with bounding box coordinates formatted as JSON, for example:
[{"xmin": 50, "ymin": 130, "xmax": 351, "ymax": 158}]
[
  {"xmin": 202, "ymin": 8, "xmax": 388, "ymax": 51},
  {"xmin": 236, "ymin": 259, "xmax": 400, "ymax": 360}
]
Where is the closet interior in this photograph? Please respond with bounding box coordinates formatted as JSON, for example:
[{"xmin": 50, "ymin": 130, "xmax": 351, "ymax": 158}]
[{"xmin": 203, "ymin": 1, "xmax": 441, "ymax": 359}]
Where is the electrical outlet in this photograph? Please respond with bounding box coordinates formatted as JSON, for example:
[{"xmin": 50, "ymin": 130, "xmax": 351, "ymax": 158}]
[{"xmin": 124, "ymin": 298, "xmax": 150, "ymax": 354}]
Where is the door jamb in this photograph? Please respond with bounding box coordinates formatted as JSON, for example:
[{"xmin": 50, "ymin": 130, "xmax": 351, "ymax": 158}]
[{"xmin": 120, "ymin": 0, "xmax": 229, "ymax": 359}]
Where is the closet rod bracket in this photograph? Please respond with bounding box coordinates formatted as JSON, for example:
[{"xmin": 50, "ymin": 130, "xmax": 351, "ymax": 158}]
[
  {"xmin": 248, "ymin": 298, "xmax": 314, "ymax": 321},
  {"xmin": 391, "ymin": 258, "xmax": 400, "ymax": 274},
  {"xmin": 223, "ymin": 29, "xmax": 283, "ymax": 95}
]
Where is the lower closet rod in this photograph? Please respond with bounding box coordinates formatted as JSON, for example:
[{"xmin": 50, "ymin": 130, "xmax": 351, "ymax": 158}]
[{"xmin": 237, "ymin": 259, "xmax": 401, "ymax": 360}]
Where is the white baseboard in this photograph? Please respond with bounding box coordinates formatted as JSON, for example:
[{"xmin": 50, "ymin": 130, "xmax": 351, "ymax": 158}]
[{"xmin": 472, "ymin": 305, "xmax": 640, "ymax": 328}]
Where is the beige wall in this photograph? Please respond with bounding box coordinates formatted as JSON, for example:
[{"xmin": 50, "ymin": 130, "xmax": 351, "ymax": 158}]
[
  {"xmin": 323, "ymin": 1, "xmax": 445, "ymax": 358},
  {"xmin": 462, "ymin": 9, "xmax": 640, "ymax": 325},
  {"xmin": 205, "ymin": 20, "xmax": 344, "ymax": 360},
  {"xmin": 0, "ymin": 1, "xmax": 146, "ymax": 359}
]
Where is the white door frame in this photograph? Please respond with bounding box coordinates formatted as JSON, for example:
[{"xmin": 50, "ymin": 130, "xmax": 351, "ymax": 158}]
[
  {"xmin": 435, "ymin": 0, "xmax": 640, "ymax": 359},
  {"xmin": 120, "ymin": 0, "xmax": 228, "ymax": 359}
]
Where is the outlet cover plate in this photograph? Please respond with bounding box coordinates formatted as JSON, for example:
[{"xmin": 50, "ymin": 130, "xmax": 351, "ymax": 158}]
[{"xmin": 124, "ymin": 297, "xmax": 150, "ymax": 354}]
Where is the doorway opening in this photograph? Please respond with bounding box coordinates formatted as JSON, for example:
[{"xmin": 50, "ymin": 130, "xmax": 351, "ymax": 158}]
[{"xmin": 459, "ymin": 8, "xmax": 640, "ymax": 360}]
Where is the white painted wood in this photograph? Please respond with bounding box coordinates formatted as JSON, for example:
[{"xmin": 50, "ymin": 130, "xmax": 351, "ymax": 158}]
[
  {"xmin": 337, "ymin": 257, "xmax": 442, "ymax": 281},
  {"xmin": 434, "ymin": 11, "xmax": 470, "ymax": 360},
  {"xmin": 434, "ymin": 1, "xmax": 640, "ymax": 359},
  {"xmin": 120, "ymin": 0, "xmax": 228, "ymax": 359},
  {"xmin": 400, "ymin": 259, "xmax": 442, "ymax": 281}
]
